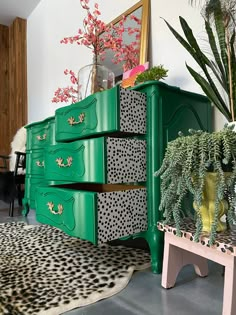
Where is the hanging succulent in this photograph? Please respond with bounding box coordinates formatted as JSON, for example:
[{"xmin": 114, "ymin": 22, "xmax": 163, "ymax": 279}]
[{"xmin": 154, "ymin": 125, "xmax": 236, "ymax": 244}]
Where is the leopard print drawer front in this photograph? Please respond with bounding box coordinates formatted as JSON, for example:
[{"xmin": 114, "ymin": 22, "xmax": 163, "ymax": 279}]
[
  {"xmin": 106, "ymin": 137, "xmax": 146, "ymax": 183},
  {"xmin": 119, "ymin": 88, "xmax": 146, "ymax": 134},
  {"xmin": 97, "ymin": 188, "xmax": 147, "ymax": 244}
]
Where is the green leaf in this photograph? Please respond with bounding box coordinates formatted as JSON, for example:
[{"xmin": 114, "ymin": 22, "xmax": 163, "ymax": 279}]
[
  {"xmin": 205, "ymin": 20, "xmax": 227, "ymax": 90},
  {"xmin": 213, "ymin": 5, "xmax": 229, "ymax": 82},
  {"xmin": 162, "ymin": 18, "xmax": 200, "ymax": 61},
  {"xmin": 181, "ymin": 18, "xmax": 225, "ymax": 91},
  {"xmin": 186, "ymin": 64, "xmax": 231, "ymax": 121},
  {"xmin": 230, "ymin": 30, "xmax": 236, "ymax": 118},
  {"xmin": 163, "ymin": 15, "xmax": 233, "ymax": 121}
]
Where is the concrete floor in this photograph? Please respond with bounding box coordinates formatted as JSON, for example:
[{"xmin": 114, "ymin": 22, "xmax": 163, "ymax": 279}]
[{"xmin": 0, "ymin": 201, "xmax": 224, "ymax": 315}]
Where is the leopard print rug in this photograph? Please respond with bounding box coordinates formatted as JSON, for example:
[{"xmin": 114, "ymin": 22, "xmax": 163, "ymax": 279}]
[{"xmin": 0, "ymin": 222, "xmax": 150, "ymax": 315}]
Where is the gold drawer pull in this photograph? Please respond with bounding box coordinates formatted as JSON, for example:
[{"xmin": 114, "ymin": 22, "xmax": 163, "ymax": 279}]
[
  {"xmin": 47, "ymin": 202, "xmax": 63, "ymax": 215},
  {"xmin": 56, "ymin": 156, "xmax": 73, "ymax": 167},
  {"xmin": 36, "ymin": 160, "xmax": 44, "ymax": 167},
  {"xmin": 36, "ymin": 134, "xmax": 47, "ymax": 141},
  {"xmin": 67, "ymin": 113, "xmax": 85, "ymax": 126}
]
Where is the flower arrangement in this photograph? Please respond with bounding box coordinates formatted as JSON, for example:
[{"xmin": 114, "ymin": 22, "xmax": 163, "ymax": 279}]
[{"xmin": 52, "ymin": 0, "xmax": 142, "ymax": 104}]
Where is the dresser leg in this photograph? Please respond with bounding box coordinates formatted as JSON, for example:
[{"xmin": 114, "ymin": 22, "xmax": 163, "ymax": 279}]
[
  {"xmin": 22, "ymin": 198, "xmax": 29, "ymax": 217},
  {"xmin": 145, "ymin": 226, "xmax": 164, "ymax": 274}
]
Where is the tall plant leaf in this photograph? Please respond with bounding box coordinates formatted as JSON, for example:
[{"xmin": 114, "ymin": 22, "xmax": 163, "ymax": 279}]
[
  {"xmin": 186, "ymin": 64, "xmax": 231, "ymax": 120},
  {"xmin": 162, "ymin": 19, "xmax": 196, "ymax": 57},
  {"xmin": 180, "ymin": 17, "xmax": 226, "ymax": 90},
  {"xmin": 230, "ymin": 30, "xmax": 236, "ymax": 115},
  {"xmin": 212, "ymin": 3, "xmax": 229, "ymax": 82},
  {"xmin": 164, "ymin": 17, "xmax": 231, "ymax": 120},
  {"xmin": 205, "ymin": 20, "xmax": 227, "ymax": 89}
]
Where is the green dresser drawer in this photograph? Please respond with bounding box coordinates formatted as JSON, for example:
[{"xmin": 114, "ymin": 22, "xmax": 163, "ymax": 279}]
[
  {"xmin": 26, "ymin": 116, "xmax": 56, "ymax": 150},
  {"xmin": 55, "ymin": 86, "xmax": 146, "ymax": 142},
  {"xmin": 35, "ymin": 185, "xmax": 147, "ymax": 244},
  {"xmin": 26, "ymin": 150, "xmax": 45, "ymax": 176},
  {"xmin": 25, "ymin": 176, "xmax": 47, "ymax": 208},
  {"xmin": 44, "ymin": 136, "xmax": 146, "ymax": 184}
]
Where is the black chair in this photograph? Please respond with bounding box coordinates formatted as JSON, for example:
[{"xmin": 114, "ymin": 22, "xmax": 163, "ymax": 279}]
[
  {"xmin": 0, "ymin": 151, "xmax": 26, "ymax": 217},
  {"xmin": 9, "ymin": 151, "xmax": 26, "ymax": 217}
]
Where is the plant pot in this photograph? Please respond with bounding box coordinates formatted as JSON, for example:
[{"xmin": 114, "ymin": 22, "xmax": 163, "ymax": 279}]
[
  {"xmin": 227, "ymin": 121, "xmax": 236, "ymax": 131},
  {"xmin": 78, "ymin": 64, "xmax": 115, "ymax": 101},
  {"xmin": 193, "ymin": 172, "xmax": 230, "ymax": 233}
]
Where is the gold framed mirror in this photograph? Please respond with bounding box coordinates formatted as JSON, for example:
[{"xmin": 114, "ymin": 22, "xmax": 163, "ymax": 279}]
[{"xmin": 99, "ymin": 0, "xmax": 150, "ymax": 80}]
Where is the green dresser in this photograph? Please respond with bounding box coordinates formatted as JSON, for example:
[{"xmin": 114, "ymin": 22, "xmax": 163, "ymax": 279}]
[
  {"xmin": 23, "ymin": 83, "xmax": 212, "ymax": 273},
  {"xmin": 23, "ymin": 116, "xmax": 56, "ymax": 213}
]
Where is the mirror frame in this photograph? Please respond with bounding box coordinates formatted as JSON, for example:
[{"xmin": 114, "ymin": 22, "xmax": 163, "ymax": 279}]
[{"xmin": 101, "ymin": 0, "xmax": 150, "ymax": 76}]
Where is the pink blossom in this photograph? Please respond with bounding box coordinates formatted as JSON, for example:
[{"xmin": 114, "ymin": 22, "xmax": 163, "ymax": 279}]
[{"xmin": 53, "ymin": 0, "xmax": 142, "ymax": 104}]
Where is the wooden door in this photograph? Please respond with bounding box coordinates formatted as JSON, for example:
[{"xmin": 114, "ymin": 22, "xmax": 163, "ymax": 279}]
[{"xmin": 0, "ymin": 18, "xmax": 27, "ymax": 157}]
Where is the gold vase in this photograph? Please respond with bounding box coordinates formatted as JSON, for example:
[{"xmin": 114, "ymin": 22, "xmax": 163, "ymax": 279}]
[{"xmin": 193, "ymin": 172, "xmax": 230, "ymax": 233}]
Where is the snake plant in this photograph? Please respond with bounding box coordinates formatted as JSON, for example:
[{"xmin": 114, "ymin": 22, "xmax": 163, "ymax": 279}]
[
  {"xmin": 164, "ymin": 0, "xmax": 236, "ymax": 122},
  {"xmin": 154, "ymin": 125, "xmax": 236, "ymax": 244}
]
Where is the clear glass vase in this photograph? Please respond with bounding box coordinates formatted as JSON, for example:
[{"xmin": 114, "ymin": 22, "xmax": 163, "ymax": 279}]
[{"xmin": 78, "ymin": 64, "xmax": 115, "ymax": 101}]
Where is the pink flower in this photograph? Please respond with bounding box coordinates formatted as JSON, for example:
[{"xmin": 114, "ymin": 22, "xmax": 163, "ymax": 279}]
[{"xmin": 53, "ymin": 0, "xmax": 142, "ymax": 104}]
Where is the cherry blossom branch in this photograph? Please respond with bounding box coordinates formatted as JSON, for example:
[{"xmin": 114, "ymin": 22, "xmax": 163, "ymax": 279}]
[{"xmin": 52, "ymin": 0, "xmax": 143, "ymax": 104}]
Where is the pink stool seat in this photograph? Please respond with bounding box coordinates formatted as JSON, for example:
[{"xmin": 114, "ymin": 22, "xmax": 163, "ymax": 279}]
[{"xmin": 158, "ymin": 220, "xmax": 236, "ymax": 315}]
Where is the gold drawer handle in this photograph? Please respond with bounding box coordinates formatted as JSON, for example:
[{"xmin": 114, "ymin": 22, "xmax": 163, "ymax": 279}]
[
  {"xmin": 36, "ymin": 160, "xmax": 44, "ymax": 167},
  {"xmin": 36, "ymin": 134, "xmax": 47, "ymax": 141},
  {"xmin": 47, "ymin": 202, "xmax": 63, "ymax": 215},
  {"xmin": 67, "ymin": 113, "xmax": 85, "ymax": 126},
  {"xmin": 56, "ymin": 156, "xmax": 73, "ymax": 167}
]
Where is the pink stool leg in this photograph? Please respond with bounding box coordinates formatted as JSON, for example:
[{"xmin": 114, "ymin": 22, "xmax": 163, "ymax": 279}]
[
  {"xmin": 161, "ymin": 233, "xmax": 208, "ymax": 289},
  {"xmin": 222, "ymin": 257, "xmax": 236, "ymax": 315}
]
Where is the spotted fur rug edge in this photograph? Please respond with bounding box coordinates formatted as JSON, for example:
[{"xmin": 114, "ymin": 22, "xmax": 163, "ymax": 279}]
[{"xmin": 0, "ymin": 222, "xmax": 150, "ymax": 315}]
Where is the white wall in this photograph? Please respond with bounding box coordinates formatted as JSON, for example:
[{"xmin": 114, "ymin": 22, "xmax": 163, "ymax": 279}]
[{"xmin": 27, "ymin": 0, "xmax": 225, "ymax": 128}]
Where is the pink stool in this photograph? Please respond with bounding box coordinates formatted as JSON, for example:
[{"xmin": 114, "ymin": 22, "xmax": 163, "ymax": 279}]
[{"xmin": 158, "ymin": 220, "xmax": 236, "ymax": 315}]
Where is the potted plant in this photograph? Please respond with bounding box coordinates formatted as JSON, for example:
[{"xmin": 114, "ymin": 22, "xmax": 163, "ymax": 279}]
[
  {"xmin": 154, "ymin": 125, "xmax": 236, "ymax": 244},
  {"xmin": 163, "ymin": 0, "xmax": 236, "ymax": 122},
  {"xmin": 135, "ymin": 65, "xmax": 168, "ymax": 84}
]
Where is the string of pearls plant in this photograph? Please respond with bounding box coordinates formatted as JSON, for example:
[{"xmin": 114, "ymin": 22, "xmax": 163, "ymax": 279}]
[{"xmin": 155, "ymin": 124, "xmax": 236, "ymax": 244}]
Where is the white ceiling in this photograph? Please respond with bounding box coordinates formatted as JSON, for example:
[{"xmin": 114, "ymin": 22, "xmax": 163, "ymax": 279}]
[{"xmin": 0, "ymin": 0, "xmax": 42, "ymax": 26}]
